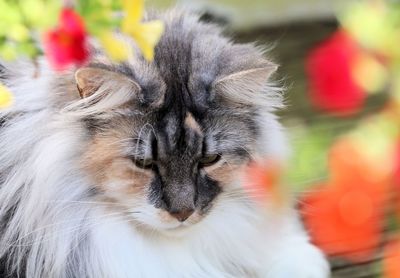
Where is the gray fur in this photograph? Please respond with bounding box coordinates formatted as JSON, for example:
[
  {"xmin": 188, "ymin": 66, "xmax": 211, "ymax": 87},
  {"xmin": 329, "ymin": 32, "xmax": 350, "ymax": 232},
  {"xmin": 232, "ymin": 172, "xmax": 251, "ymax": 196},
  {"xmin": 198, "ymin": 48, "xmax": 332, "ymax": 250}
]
[
  {"xmin": 0, "ymin": 10, "xmax": 286, "ymax": 277},
  {"xmin": 78, "ymin": 11, "xmax": 280, "ymax": 217}
]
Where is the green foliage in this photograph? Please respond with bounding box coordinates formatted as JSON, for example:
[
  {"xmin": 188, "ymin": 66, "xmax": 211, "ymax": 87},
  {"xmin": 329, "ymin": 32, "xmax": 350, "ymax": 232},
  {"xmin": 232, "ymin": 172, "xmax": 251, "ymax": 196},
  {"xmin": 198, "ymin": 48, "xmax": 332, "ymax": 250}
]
[
  {"xmin": 0, "ymin": 0, "xmax": 125, "ymax": 60},
  {"xmin": 0, "ymin": 0, "xmax": 164, "ymax": 64},
  {"xmin": 286, "ymin": 122, "xmax": 338, "ymax": 192},
  {"xmin": 0, "ymin": 0, "xmax": 60, "ymax": 60},
  {"xmin": 75, "ymin": 0, "xmax": 123, "ymax": 36}
]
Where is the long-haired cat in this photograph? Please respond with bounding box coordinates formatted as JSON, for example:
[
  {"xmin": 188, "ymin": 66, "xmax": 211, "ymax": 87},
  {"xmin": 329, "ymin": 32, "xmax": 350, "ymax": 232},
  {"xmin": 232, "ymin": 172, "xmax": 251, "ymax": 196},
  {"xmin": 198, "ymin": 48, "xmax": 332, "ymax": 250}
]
[{"xmin": 0, "ymin": 10, "xmax": 329, "ymax": 278}]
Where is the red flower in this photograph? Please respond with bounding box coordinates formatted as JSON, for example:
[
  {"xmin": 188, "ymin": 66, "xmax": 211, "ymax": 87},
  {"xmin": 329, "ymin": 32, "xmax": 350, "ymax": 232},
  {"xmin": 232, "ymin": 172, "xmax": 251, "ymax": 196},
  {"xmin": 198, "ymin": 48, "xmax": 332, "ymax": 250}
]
[
  {"xmin": 301, "ymin": 139, "xmax": 390, "ymax": 262},
  {"xmin": 306, "ymin": 30, "xmax": 366, "ymax": 116},
  {"xmin": 44, "ymin": 8, "xmax": 89, "ymax": 70}
]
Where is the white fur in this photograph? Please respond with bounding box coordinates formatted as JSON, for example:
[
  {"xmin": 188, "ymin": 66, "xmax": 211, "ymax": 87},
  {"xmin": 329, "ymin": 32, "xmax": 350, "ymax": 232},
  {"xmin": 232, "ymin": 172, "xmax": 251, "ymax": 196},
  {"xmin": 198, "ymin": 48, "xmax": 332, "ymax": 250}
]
[{"xmin": 0, "ymin": 60, "xmax": 329, "ymax": 277}]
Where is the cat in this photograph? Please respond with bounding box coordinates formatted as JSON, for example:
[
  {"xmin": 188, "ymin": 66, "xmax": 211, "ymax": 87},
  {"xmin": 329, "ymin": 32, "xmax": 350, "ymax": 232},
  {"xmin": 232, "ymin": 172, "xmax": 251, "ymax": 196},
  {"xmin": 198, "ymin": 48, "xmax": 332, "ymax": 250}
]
[{"xmin": 0, "ymin": 10, "xmax": 329, "ymax": 278}]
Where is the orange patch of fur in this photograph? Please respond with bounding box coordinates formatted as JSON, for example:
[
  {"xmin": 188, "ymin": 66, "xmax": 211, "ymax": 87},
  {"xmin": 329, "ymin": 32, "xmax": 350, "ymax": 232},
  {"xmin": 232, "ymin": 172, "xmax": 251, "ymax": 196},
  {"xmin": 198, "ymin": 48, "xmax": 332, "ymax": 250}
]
[
  {"xmin": 81, "ymin": 133, "xmax": 153, "ymax": 196},
  {"xmin": 206, "ymin": 162, "xmax": 246, "ymax": 186},
  {"xmin": 184, "ymin": 112, "xmax": 203, "ymax": 135}
]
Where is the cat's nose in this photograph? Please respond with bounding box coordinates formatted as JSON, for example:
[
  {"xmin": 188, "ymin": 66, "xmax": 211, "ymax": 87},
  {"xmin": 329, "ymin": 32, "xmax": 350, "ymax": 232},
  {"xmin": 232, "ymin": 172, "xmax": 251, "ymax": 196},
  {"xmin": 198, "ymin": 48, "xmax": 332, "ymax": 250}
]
[{"xmin": 169, "ymin": 208, "xmax": 194, "ymax": 222}]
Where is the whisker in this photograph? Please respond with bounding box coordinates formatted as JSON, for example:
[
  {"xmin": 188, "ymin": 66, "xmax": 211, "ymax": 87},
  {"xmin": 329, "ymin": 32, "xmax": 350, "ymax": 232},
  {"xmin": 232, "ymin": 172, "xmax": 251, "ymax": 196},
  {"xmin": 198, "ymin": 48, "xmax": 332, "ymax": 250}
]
[
  {"xmin": 7, "ymin": 213, "xmax": 131, "ymax": 247},
  {"xmin": 7, "ymin": 208, "xmax": 141, "ymax": 247}
]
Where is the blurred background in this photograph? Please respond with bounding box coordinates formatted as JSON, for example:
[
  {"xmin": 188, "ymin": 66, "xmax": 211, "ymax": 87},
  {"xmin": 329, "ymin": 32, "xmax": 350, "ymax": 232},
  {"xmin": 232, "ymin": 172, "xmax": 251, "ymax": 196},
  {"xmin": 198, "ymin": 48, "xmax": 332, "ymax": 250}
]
[{"xmin": 1, "ymin": 0, "xmax": 399, "ymax": 277}]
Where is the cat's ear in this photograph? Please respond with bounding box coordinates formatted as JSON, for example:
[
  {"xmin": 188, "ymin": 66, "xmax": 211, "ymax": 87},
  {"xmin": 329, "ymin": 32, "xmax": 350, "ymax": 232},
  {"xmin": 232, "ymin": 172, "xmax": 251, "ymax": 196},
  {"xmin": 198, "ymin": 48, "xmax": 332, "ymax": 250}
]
[
  {"xmin": 214, "ymin": 62, "xmax": 277, "ymax": 95},
  {"xmin": 75, "ymin": 67, "xmax": 140, "ymax": 98},
  {"xmin": 212, "ymin": 61, "xmax": 279, "ymax": 106}
]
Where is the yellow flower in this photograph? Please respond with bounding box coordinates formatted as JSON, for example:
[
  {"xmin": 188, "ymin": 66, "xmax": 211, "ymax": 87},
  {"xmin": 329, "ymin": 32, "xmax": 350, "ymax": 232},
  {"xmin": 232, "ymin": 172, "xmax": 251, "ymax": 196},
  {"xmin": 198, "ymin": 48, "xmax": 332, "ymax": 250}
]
[
  {"xmin": 352, "ymin": 53, "xmax": 388, "ymax": 94},
  {"xmin": 122, "ymin": 0, "xmax": 164, "ymax": 61},
  {"xmin": 0, "ymin": 83, "xmax": 13, "ymax": 109},
  {"xmin": 99, "ymin": 31, "xmax": 130, "ymax": 61}
]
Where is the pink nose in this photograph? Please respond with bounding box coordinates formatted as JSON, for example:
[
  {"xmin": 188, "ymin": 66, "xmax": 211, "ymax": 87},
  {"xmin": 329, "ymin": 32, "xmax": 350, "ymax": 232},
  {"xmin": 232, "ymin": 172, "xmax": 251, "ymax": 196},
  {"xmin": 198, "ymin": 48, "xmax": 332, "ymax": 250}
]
[{"xmin": 170, "ymin": 209, "xmax": 194, "ymax": 222}]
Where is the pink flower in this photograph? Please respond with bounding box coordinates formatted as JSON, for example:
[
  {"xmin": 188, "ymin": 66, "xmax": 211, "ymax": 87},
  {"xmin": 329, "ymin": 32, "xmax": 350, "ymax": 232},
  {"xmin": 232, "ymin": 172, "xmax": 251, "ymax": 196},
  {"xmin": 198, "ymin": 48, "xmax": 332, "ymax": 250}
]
[
  {"xmin": 306, "ymin": 30, "xmax": 367, "ymax": 116},
  {"xmin": 44, "ymin": 8, "xmax": 89, "ymax": 70}
]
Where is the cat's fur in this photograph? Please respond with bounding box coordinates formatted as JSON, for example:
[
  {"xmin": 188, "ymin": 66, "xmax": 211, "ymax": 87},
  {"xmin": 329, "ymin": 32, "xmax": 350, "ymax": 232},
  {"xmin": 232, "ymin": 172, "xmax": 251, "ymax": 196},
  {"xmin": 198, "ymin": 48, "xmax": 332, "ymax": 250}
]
[{"xmin": 0, "ymin": 10, "xmax": 329, "ymax": 278}]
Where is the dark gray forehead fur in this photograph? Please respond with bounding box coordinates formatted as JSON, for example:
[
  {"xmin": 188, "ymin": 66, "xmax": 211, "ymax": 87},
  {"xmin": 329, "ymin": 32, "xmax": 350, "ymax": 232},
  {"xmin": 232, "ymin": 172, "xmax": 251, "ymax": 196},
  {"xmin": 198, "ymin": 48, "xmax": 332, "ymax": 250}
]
[
  {"xmin": 88, "ymin": 10, "xmax": 269, "ymax": 154},
  {"xmin": 152, "ymin": 11, "xmax": 266, "ymax": 113},
  {"xmin": 81, "ymin": 11, "xmax": 275, "ymax": 214},
  {"xmin": 98, "ymin": 10, "xmax": 269, "ymax": 113}
]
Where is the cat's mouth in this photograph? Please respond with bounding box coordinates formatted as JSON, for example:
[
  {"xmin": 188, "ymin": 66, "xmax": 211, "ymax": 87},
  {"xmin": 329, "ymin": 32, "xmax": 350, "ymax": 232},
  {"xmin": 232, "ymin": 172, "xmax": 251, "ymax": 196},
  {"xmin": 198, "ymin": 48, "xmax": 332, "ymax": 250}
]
[
  {"xmin": 133, "ymin": 216, "xmax": 200, "ymax": 238},
  {"xmin": 165, "ymin": 222, "xmax": 187, "ymax": 230},
  {"xmin": 165, "ymin": 210, "xmax": 204, "ymax": 229},
  {"xmin": 127, "ymin": 207, "xmax": 206, "ymax": 236},
  {"xmin": 159, "ymin": 221, "xmax": 200, "ymax": 237}
]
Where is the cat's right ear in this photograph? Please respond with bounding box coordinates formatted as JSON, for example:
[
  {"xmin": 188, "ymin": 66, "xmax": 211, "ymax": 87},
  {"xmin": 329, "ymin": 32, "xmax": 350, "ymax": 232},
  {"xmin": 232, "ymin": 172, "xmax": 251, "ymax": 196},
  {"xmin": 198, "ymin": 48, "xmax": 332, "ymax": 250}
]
[
  {"xmin": 75, "ymin": 67, "xmax": 140, "ymax": 99},
  {"xmin": 212, "ymin": 61, "xmax": 281, "ymax": 108},
  {"xmin": 213, "ymin": 62, "xmax": 277, "ymax": 95}
]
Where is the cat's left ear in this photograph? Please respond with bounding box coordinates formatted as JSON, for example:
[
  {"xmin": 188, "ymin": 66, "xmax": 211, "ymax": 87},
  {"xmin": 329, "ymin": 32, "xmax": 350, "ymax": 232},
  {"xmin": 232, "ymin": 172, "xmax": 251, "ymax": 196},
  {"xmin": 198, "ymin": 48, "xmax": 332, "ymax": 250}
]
[
  {"xmin": 75, "ymin": 67, "xmax": 140, "ymax": 99},
  {"xmin": 212, "ymin": 61, "xmax": 278, "ymax": 105}
]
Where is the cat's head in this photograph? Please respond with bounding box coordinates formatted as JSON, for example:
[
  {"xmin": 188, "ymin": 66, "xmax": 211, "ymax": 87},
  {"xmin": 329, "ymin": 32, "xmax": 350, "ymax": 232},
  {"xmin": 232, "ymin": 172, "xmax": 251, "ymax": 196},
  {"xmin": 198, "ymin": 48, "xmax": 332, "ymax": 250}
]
[{"xmin": 63, "ymin": 11, "xmax": 284, "ymax": 235}]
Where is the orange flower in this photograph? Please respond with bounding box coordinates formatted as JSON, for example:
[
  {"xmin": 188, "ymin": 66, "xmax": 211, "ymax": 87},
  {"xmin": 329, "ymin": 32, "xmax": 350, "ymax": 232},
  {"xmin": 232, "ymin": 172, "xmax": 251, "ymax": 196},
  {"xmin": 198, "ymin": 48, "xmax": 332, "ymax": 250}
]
[
  {"xmin": 394, "ymin": 140, "xmax": 400, "ymax": 190},
  {"xmin": 302, "ymin": 182, "xmax": 383, "ymax": 262},
  {"xmin": 383, "ymin": 239, "xmax": 400, "ymax": 278},
  {"xmin": 302, "ymin": 139, "xmax": 390, "ymax": 262},
  {"xmin": 244, "ymin": 160, "xmax": 283, "ymax": 205},
  {"xmin": 329, "ymin": 138, "xmax": 391, "ymax": 189},
  {"xmin": 392, "ymin": 140, "xmax": 400, "ymax": 223}
]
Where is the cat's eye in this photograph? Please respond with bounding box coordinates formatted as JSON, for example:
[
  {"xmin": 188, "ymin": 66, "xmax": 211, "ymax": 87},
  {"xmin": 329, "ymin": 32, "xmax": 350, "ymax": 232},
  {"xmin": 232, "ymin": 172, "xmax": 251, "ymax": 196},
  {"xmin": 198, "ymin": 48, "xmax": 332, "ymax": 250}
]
[
  {"xmin": 199, "ymin": 154, "xmax": 221, "ymax": 167},
  {"xmin": 132, "ymin": 158, "xmax": 154, "ymax": 169}
]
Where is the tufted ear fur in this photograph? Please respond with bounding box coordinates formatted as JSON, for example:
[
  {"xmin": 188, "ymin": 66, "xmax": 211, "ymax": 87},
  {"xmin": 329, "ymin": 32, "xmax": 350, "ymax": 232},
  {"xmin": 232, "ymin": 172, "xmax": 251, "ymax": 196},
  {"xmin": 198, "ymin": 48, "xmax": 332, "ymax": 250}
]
[
  {"xmin": 212, "ymin": 61, "xmax": 279, "ymax": 108},
  {"xmin": 75, "ymin": 67, "xmax": 141, "ymax": 99}
]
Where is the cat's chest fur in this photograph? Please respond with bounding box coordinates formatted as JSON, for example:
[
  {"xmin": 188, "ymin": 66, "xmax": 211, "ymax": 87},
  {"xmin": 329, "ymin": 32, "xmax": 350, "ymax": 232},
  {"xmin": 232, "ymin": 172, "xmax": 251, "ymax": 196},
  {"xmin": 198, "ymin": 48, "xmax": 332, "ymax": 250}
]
[{"xmin": 88, "ymin": 203, "xmax": 268, "ymax": 278}]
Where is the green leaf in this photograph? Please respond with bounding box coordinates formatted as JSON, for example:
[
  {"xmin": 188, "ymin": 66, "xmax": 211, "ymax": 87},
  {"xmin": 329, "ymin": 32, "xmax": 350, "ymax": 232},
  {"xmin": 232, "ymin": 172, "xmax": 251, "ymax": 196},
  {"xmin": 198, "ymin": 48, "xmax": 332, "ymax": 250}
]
[
  {"xmin": 0, "ymin": 42, "xmax": 18, "ymax": 60},
  {"xmin": 285, "ymin": 122, "xmax": 336, "ymax": 193},
  {"xmin": 17, "ymin": 41, "xmax": 40, "ymax": 58},
  {"xmin": 0, "ymin": 1, "xmax": 23, "ymax": 25},
  {"xmin": 18, "ymin": 0, "xmax": 60, "ymax": 30},
  {"xmin": 8, "ymin": 24, "xmax": 30, "ymax": 42}
]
